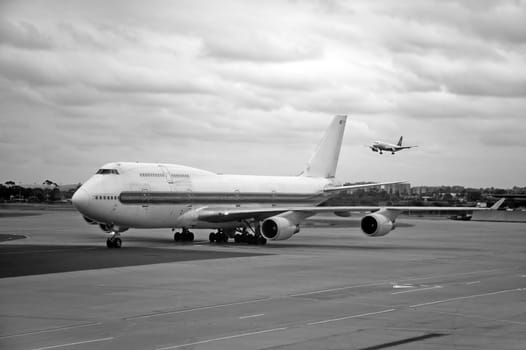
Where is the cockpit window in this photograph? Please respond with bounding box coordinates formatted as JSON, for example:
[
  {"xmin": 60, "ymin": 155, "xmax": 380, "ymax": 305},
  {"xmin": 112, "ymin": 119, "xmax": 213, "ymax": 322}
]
[{"xmin": 96, "ymin": 169, "xmax": 119, "ymax": 175}]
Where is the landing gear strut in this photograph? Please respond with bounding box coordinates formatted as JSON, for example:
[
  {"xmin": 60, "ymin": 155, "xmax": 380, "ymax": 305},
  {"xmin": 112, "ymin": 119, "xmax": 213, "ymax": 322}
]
[
  {"xmin": 173, "ymin": 228, "xmax": 194, "ymax": 242},
  {"xmin": 232, "ymin": 223, "xmax": 267, "ymax": 245},
  {"xmin": 209, "ymin": 229, "xmax": 230, "ymax": 243},
  {"xmin": 106, "ymin": 232, "xmax": 122, "ymax": 248}
]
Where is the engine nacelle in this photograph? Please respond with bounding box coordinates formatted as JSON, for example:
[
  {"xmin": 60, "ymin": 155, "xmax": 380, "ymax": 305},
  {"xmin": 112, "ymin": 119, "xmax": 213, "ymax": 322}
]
[
  {"xmin": 360, "ymin": 213, "xmax": 394, "ymax": 237},
  {"xmin": 261, "ymin": 216, "xmax": 300, "ymax": 241}
]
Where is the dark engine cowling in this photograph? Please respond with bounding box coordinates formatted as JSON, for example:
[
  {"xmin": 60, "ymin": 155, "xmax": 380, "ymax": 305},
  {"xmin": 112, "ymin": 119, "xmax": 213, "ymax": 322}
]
[
  {"xmin": 360, "ymin": 213, "xmax": 394, "ymax": 237},
  {"xmin": 261, "ymin": 216, "xmax": 300, "ymax": 241}
]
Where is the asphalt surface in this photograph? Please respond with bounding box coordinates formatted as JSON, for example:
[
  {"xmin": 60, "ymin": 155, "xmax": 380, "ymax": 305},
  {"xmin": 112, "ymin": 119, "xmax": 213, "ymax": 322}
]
[
  {"xmin": 0, "ymin": 245, "xmax": 266, "ymax": 278},
  {"xmin": 0, "ymin": 208, "xmax": 525, "ymax": 350}
]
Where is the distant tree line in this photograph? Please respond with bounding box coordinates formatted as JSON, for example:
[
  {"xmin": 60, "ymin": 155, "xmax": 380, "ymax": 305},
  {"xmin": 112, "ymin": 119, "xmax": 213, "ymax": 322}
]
[{"xmin": 0, "ymin": 181, "xmax": 81, "ymax": 203}]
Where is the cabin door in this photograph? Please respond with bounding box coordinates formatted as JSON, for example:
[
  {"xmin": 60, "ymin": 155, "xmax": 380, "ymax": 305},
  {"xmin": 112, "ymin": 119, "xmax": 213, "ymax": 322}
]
[
  {"xmin": 141, "ymin": 185, "xmax": 150, "ymax": 208},
  {"xmin": 158, "ymin": 165, "xmax": 174, "ymax": 187}
]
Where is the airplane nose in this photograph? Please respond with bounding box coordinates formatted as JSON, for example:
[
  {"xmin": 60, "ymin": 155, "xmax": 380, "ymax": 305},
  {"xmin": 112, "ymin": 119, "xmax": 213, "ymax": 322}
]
[{"xmin": 72, "ymin": 188, "xmax": 90, "ymax": 212}]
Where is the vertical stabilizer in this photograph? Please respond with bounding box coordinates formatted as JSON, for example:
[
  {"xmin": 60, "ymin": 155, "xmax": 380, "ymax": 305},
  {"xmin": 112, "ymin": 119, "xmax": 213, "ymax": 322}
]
[
  {"xmin": 302, "ymin": 115, "xmax": 347, "ymax": 178},
  {"xmin": 397, "ymin": 136, "xmax": 403, "ymax": 146}
]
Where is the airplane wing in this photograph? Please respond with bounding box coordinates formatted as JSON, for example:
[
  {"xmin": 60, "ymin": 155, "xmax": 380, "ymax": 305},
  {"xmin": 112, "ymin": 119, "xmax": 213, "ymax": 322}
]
[{"xmin": 196, "ymin": 199, "xmax": 504, "ymax": 223}]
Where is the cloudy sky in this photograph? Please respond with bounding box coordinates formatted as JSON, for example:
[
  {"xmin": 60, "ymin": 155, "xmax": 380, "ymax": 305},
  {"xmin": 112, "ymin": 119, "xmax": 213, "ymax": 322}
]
[{"xmin": 1, "ymin": 0, "xmax": 525, "ymax": 188}]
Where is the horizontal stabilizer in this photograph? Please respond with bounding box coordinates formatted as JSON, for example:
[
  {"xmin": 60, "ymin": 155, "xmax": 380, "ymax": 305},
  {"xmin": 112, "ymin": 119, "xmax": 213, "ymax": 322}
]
[{"xmin": 324, "ymin": 181, "xmax": 407, "ymax": 193}]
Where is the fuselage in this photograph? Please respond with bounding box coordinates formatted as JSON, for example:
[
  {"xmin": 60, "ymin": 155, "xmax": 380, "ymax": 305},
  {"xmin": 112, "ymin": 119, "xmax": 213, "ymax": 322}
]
[
  {"xmin": 73, "ymin": 162, "xmax": 337, "ymax": 229},
  {"xmin": 372, "ymin": 141, "xmax": 400, "ymax": 151},
  {"xmin": 371, "ymin": 141, "xmax": 412, "ymax": 153}
]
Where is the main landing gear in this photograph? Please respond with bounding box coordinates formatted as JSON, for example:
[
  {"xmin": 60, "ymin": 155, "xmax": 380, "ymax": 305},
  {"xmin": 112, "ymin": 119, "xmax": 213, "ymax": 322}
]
[
  {"xmin": 173, "ymin": 228, "xmax": 195, "ymax": 242},
  {"xmin": 209, "ymin": 229, "xmax": 228, "ymax": 243},
  {"xmin": 106, "ymin": 232, "xmax": 122, "ymax": 248},
  {"xmin": 210, "ymin": 226, "xmax": 267, "ymax": 245},
  {"xmin": 234, "ymin": 233, "xmax": 267, "ymax": 245}
]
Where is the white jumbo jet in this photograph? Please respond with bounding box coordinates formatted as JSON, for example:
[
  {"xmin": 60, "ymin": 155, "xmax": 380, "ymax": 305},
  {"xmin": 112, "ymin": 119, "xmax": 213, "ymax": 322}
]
[
  {"xmin": 370, "ymin": 136, "xmax": 417, "ymax": 155},
  {"xmin": 72, "ymin": 116, "xmax": 500, "ymax": 248}
]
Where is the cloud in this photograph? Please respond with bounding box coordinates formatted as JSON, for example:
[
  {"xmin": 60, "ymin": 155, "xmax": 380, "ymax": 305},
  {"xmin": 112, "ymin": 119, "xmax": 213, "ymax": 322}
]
[
  {"xmin": 0, "ymin": 17, "xmax": 55, "ymax": 50},
  {"xmin": 390, "ymin": 0, "xmax": 526, "ymax": 45},
  {"xmin": 202, "ymin": 30, "xmax": 323, "ymax": 62},
  {"xmin": 0, "ymin": 0, "xmax": 525, "ymax": 187}
]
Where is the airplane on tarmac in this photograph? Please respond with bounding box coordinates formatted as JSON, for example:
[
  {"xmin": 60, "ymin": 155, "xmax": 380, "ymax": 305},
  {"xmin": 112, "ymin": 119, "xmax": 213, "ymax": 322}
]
[
  {"xmin": 72, "ymin": 116, "xmax": 501, "ymax": 248},
  {"xmin": 370, "ymin": 136, "xmax": 417, "ymax": 154}
]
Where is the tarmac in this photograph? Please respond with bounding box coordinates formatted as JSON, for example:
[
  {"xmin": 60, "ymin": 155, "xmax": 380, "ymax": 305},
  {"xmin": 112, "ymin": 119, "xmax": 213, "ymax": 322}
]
[{"xmin": 0, "ymin": 209, "xmax": 525, "ymax": 349}]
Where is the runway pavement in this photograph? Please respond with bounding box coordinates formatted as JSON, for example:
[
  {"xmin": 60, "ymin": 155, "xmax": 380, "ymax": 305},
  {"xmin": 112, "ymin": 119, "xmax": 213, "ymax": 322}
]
[{"xmin": 0, "ymin": 209, "xmax": 525, "ymax": 349}]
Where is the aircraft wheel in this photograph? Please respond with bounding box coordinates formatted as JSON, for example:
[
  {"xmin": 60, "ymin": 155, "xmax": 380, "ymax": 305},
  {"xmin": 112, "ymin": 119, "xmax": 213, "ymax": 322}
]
[
  {"xmin": 106, "ymin": 238, "xmax": 114, "ymax": 248},
  {"xmin": 209, "ymin": 232, "xmax": 216, "ymax": 243},
  {"xmin": 187, "ymin": 232, "xmax": 194, "ymax": 242},
  {"xmin": 113, "ymin": 238, "xmax": 122, "ymax": 248},
  {"xmin": 234, "ymin": 234, "xmax": 241, "ymax": 243},
  {"xmin": 174, "ymin": 232, "xmax": 181, "ymax": 242}
]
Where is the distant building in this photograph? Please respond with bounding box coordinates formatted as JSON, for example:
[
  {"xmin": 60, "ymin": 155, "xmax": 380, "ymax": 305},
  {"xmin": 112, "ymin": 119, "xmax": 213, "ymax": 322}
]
[
  {"xmin": 344, "ymin": 182, "xmax": 411, "ymax": 195},
  {"xmin": 382, "ymin": 183, "xmax": 410, "ymax": 195}
]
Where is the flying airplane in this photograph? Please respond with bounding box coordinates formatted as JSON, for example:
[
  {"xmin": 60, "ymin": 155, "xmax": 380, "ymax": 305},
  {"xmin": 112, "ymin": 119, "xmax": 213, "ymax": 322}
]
[
  {"xmin": 370, "ymin": 136, "xmax": 417, "ymax": 154},
  {"xmin": 72, "ymin": 116, "xmax": 500, "ymax": 248}
]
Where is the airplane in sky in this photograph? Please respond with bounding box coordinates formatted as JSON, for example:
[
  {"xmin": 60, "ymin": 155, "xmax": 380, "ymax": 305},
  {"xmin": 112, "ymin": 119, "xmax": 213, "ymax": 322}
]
[
  {"xmin": 370, "ymin": 136, "xmax": 417, "ymax": 154},
  {"xmin": 72, "ymin": 116, "xmax": 500, "ymax": 248}
]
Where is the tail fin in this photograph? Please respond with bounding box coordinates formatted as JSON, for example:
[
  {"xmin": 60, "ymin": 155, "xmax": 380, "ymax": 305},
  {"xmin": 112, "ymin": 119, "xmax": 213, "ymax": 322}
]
[
  {"xmin": 302, "ymin": 115, "xmax": 347, "ymax": 178},
  {"xmin": 397, "ymin": 136, "xmax": 403, "ymax": 146}
]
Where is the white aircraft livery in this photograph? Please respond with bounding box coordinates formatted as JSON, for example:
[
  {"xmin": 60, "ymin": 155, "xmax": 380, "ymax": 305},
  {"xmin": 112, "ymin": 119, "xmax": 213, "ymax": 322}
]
[
  {"xmin": 72, "ymin": 116, "xmax": 500, "ymax": 248},
  {"xmin": 370, "ymin": 136, "xmax": 417, "ymax": 154}
]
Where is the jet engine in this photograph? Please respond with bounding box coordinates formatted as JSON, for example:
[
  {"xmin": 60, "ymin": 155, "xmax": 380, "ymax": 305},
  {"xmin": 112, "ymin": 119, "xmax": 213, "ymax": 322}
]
[
  {"xmin": 360, "ymin": 213, "xmax": 394, "ymax": 237},
  {"xmin": 261, "ymin": 216, "xmax": 300, "ymax": 241}
]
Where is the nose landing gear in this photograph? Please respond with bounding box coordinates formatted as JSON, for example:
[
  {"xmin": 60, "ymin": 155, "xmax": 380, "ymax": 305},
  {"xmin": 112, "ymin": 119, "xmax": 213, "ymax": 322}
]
[
  {"xmin": 103, "ymin": 225, "xmax": 128, "ymax": 248},
  {"xmin": 106, "ymin": 232, "xmax": 122, "ymax": 248}
]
